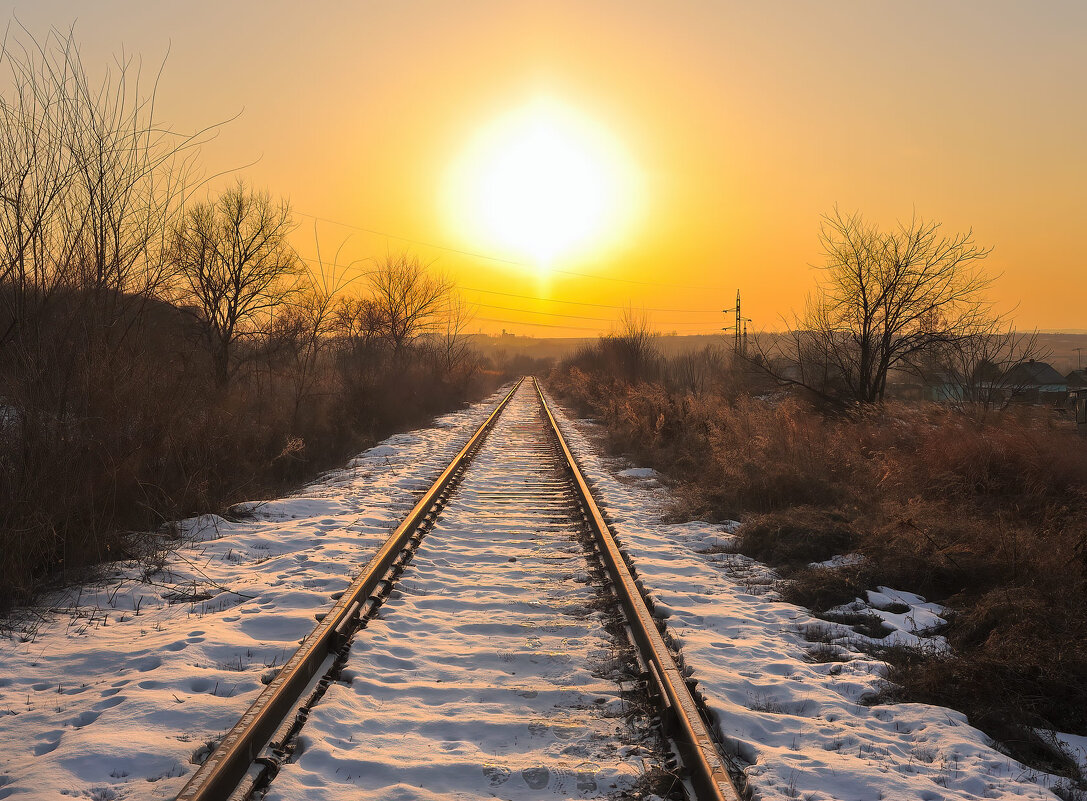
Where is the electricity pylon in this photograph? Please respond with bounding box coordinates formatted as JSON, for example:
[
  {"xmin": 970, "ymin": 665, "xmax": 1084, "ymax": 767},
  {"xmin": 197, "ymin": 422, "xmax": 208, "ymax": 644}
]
[{"xmin": 722, "ymin": 290, "xmax": 751, "ymax": 356}]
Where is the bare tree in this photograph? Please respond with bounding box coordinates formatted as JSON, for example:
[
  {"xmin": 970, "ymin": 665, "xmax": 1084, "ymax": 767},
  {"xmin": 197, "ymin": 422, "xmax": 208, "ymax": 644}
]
[
  {"xmin": 668, "ymin": 344, "xmax": 727, "ymax": 394},
  {"xmin": 332, "ymin": 294, "xmax": 382, "ymax": 350},
  {"xmin": 435, "ymin": 292, "xmax": 476, "ymax": 374},
  {"xmin": 765, "ymin": 209, "xmax": 995, "ymax": 403},
  {"xmin": 0, "ymin": 24, "xmax": 219, "ymax": 596},
  {"xmin": 367, "ymin": 254, "xmax": 452, "ymax": 357},
  {"xmin": 172, "ymin": 181, "xmax": 299, "ymax": 388},
  {"xmin": 0, "ymin": 24, "xmax": 202, "ymax": 350},
  {"xmin": 0, "ymin": 28, "xmax": 77, "ymax": 343},
  {"xmin": 275, "ymin": 236, "xmax": 359, "ymax": 425}
]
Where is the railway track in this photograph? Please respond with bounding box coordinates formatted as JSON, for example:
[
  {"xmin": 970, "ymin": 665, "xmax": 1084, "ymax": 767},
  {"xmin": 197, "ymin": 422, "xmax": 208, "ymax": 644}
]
[{"xmin": 176, "ymin": 378, "xmax": 742, "ymax": 801}]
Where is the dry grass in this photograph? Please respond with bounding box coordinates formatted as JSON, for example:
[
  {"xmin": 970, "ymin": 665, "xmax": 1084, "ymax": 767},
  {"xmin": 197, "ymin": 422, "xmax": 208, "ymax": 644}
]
[
  {"xmin": 0, "ymin": 316, "xmax": 498, "ymax": 609},
  {"xmin": 550, "ymin": 357, "xmax": 1087, "ymax": 779},
  {"xmin": 736, "ymin": 508, "xmax": 858, "ymax": 568}
]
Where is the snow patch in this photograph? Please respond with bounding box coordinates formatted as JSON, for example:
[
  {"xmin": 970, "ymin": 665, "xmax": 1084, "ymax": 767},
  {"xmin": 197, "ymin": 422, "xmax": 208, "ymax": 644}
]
[
  {"xmin": 809, "ymin": 552, "xmax": 865, "ymax": 569},
  {"xmin": 617, "ymin": 466, "xmax": 660, "ymax": 479}
]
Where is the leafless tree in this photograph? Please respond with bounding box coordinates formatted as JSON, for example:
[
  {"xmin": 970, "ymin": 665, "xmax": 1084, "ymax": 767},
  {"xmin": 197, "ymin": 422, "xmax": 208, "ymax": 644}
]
[
  {"xmin": 0, "ymin": 21, "xmax": 211, "ymax": 454},
  {"xmin": 367, "ymin": 254, "xmax": 452, "ymax": 357},
  {"xmin": 171, "ymin": 181, "xmax": 300, "ymax": 388},
  {"xmin": 434, "ymin": 292, "xmax": 476, "ymax": 374},
  {"xmin": 274, "ymin": 236, "xmax": 359, "ymax": 424},
  {"xmin": 761, "ymin": 209, "xmax": 995, "ymax": 403},
  {"xmin": 332, "ymin": 294, "xmax": 382, "ymax": 350},
  {"xmin": 0, "ymin": 28, "xmax": 76, "ymax": 342},
  {"xmin": 0, "ymin": 24, "xmax": 219, "ymax": 596},
  {"xmin": 667, "ymin": 344, "xmax": 728, "ymax": 394},
  {"xmin": 0, "ymin": 24, "xmax": 203, "ymax": 350}
]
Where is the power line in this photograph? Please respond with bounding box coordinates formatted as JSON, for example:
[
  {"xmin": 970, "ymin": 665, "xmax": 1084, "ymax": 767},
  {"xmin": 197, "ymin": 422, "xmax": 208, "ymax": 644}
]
[
  {"xmin": 298, "ymin": 213, "xmax": 527, "ymax": 267},
  {"xmin": 469, "ymin": 300, "xmax": 719, "ymax": 326},
  {"xmin": 295, "ymin": 210, "xmax": 729, "ymax": 291},
  {"xmin": 458, "ymin": 284, "xmax": 721, "ymax": 314},
  {"xmin": 473, "ymin": 315, "xmax": 722, "ymax": 335},
  {"xmin": 472, "ymin": 302, "xmax": 614, "ymax": 323},
  {"xmin": 473, "ymin": 315, "xmax": 602, "ymax": 332},
  {"xmin": 296, "ymin": 252, "xmax": 727, "ymax": 320}
]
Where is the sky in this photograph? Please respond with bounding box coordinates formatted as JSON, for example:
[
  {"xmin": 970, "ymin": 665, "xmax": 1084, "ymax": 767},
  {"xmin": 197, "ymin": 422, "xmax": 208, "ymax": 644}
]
[{"xmin": 3, "ymin": 1, "xmax": 1085, "ymax": 335}]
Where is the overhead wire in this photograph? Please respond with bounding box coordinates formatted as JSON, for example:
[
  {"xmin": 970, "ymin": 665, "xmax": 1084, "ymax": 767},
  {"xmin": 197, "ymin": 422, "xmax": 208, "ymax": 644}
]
[
  {"xmin": 297, "ymin": 246, "xmax": 727, "ymax": 332},
  {"xmin": 295, "ymin": 209, "xmax": 729, "ymax": 291},
  {"xmin": 293, "ymin": 223, "xmax": 734, "ymax": 333},
  {"xmin": 456, "ymin": 284, "xmax": 722, "ymax": 314},
  {"xmin": 296, "ymin": 252, "xmax": 730, "ymax": 329},
  {"xmin": 467, "ymin": 300, "xmax": 720, "ymax": 326},
  {"xmin": 298, "ymin": 251, "xmax": 724, "ymax": 314},
  {"xmin": 472, "ymin": 314, "xmax": 723, "ymax": 334}
]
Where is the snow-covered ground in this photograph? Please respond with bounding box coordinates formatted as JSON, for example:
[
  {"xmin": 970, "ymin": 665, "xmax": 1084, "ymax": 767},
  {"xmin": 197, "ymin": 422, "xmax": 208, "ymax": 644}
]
[
  {"xmin": 544, "ymin": 389, "xmax": 1073, "ymax": 801},
  {"xmin": 0, "ymin": 387, "xmax": 512, "ymax": 800},
  {"xmin": 267, "ymin": 381, "xmax": 661, "ymax": 800},
  {"xmin": 0, "ymin": 381, "xmax": 1078, "ymax": 801}
]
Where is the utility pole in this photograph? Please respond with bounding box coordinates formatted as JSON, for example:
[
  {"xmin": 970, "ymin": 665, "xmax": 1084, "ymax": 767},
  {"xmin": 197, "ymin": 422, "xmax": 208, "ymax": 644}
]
[
  {"xmin": 734, "ymin": 290, "xmax": 741, "ymax": 355},
  {"xmin": 722, "ymin": 290, "xmax": 751, "ymax": 356},
  {"xmin": 1075, "ymin": 347, "xmax": 1084, "ymax": 371}
]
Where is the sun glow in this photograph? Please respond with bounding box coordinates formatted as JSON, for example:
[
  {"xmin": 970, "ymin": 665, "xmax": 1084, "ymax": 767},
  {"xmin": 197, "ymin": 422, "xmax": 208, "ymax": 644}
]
[{"xmin": 446, "ymin": 99, "xmax": 638, "ymax": 268}]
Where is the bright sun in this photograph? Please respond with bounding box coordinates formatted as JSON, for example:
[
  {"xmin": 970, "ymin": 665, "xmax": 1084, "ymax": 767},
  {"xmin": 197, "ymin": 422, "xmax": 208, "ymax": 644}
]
[{"xmin": 448, "ymin": 99, "xmax": 636, "ymax": 267}]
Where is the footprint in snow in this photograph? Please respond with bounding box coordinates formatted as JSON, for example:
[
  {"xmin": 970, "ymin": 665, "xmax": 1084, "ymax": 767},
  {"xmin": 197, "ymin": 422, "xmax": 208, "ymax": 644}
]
[
  {"xmin": 481, "ymin": 764, "xmax": 511, "ymax": 786},
  {"xmin": 527, "ymin": 720, "xmax": 549, "ymax": 736},
  {"xmin": 521, "ymin": 766, "xmax": 550, "ymax": 789},
  {"xmin": 575, "ymin": 762, "xmax": 599, "ymax": 793},
  {"xmin": 133, "ymin": 655, "xmax": 162, "ymax": 672},
  {"xmin": 32, "ymin": 731, "xmax": 63, "ymax": 756},
  {"xmin": 69, "ymin": 709, "xmax": 100, "ymax": 728}
]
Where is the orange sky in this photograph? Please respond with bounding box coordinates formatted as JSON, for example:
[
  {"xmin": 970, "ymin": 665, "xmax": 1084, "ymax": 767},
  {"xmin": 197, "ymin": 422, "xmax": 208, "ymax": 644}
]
[{"xmin": 8, "ymin": 1, "xmax": 1087, "ymax": 334}]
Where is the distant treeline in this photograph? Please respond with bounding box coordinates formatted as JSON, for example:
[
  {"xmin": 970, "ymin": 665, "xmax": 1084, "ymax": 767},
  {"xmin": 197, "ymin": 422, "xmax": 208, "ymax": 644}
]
[{"xmin": 0, "ymin": 27, "xmax": 499, "ymax": 606}]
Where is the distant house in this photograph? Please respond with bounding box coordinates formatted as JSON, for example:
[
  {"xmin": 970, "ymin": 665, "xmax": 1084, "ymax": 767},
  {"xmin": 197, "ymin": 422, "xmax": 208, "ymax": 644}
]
[
  {"xmin": 1067, "ymin": 369, "xmax": 1087, "ymax": 391},
  {"xmin": 919, "ymin": 360, "xmax": 1072, "ymax": 407},
  {"xmin": 923, "ymin": 371, "xmax": 967, "ymax": 403},
  {"xmin": 1003, "ymin": 360, "xmax": 1068, "ymax": 404}
]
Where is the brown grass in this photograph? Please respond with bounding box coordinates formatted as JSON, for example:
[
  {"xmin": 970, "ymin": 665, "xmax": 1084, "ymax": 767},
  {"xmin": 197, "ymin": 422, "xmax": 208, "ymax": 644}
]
[
  {"xmin": 550, "ymin": 354, "xmax": 1087, "ymax": 779},
  {"xmin": 0, "ymin": 307, "xmax": 499, "ymax": 609}
]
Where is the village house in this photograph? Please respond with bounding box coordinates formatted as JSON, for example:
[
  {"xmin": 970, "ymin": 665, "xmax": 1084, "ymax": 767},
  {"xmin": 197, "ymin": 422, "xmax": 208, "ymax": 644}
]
[{"xmin": 1003, "ymin": 360, "xmax": 1068, "ymax": 404}]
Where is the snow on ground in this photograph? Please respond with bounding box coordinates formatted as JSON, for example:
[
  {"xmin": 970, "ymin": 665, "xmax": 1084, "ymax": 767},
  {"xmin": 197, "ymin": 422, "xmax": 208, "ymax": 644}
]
[
  {"xmin": 616, "ymin": 468, "xmax": 660, "ymax": 480},
  {"xmin": 823, "ymin": 589, "xmax": 949, "ymax": 653},
  {"xmin": 0, "ymin": 386, "xmax": 512, "ymax": 800},
  {"xmin": 0, "ymin": 380, "xmax": 1077, "ymax": 801},
  {"xmin": 268, "ymin": 381, "xmax": 659, "ymax": 800},
  {"xmin": 1053, "ymin": 733, "xmax": 1087, "ymax": 780},
  {"xmin": 542, "ymin": 389, "xmax": 1069, "ymax": 801}
]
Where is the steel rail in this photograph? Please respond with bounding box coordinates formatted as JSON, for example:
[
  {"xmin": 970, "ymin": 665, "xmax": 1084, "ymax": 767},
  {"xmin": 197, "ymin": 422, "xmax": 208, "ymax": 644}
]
[
  {"xmin": 534, "ymin": 377, "xmax": 743, "ymax": 801},
  {"xmin": 175, "ymin": 379, "xmax": 523, "ymax": 801}
]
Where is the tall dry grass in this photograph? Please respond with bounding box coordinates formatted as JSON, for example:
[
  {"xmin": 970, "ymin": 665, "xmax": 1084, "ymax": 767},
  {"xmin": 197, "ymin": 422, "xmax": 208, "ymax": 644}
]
[
  {"xmin": 0, "ymin": 292, "xmax": 497, "ymax": 609},
  {"xmin": 550, "ymin": 351, "xmax": 1087, "ymax": 778}
]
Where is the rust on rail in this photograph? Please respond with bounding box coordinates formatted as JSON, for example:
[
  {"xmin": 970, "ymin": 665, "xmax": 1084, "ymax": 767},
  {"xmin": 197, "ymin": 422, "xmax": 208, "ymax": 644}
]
[
  {"xmin": 534, "ymin": 377, "xmax": 743, "ymax": 801},
  {"xmin": 175, "ymin": 379, "xmax": 522, "ymax": 801}
]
